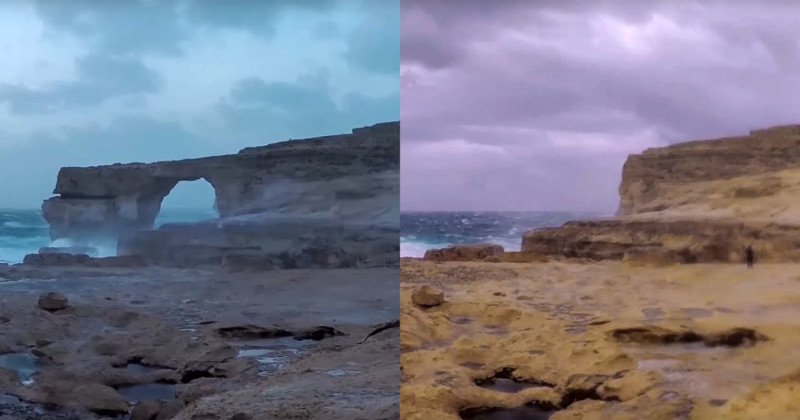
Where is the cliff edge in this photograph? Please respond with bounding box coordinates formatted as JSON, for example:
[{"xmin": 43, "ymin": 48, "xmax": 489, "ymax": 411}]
[{"xmin": 523, "ymin": 124, "xmax": 800, "ymax": 264}]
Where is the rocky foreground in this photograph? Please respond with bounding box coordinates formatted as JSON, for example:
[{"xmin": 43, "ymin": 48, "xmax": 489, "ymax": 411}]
[
  {"xmin": 0, "ymin": 264, "xmax": 399, "ymax": 419},
  {"xmin": 402, "ymin": 125, "xmax": 800, "ymax": 419},
  {"xmin": 400, "ymin": 259, "xmax": 800, "ymax": 419},
  {"xmin": 1, "ymin": 122, "xmax": 401, "ymax": 419}
]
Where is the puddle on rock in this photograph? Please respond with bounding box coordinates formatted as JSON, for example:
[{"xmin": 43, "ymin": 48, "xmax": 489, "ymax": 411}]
[
  {"xmin": 476, "ymin": 378, "xmax": 547, "ymax": 393},
  {"xmin": 234, "ymin": 337, "xmax": 312, "ymax": 375},
  {"xmin": 460, "ymin": 405, "xmax": 556, "ymax": 420},
  {"xmin": 117, "ymin": 383, "xmax": 176, "ymax": 403},
  {"xmin": 452, "ymin": 317, "xmax": 474, "ymax": 325},
  {"xmin": 325, "ymin": 369, "xmax": 360, "ymax": 377},
  {"xmin": 475, "ymin": 368, "xmax": 555, "ymax": 393},
  {"xmin": 0, "ymin": 353, "xmax": 38, "ymax": 386},
  {"xmin": 624, "ymin": 343, "xmax": 765, "ymax": 401}
]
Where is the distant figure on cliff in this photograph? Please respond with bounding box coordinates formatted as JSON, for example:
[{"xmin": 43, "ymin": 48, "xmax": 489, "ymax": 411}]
[{"xmin": 745, "ymin": 245, "xmax": 755, "ymax": 268}]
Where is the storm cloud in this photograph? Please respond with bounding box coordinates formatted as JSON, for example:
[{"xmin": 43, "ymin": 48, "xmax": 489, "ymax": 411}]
[
  {"xmin": 0, "ymin": 0, "xmax": 398, "ymax": 208},
  {"xmin": 400, "ymin": 0, "xmax": 800, "ymax": 212}
]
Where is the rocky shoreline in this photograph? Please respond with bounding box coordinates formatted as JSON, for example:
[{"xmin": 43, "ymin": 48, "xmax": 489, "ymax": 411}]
[
  {"xmin": 401, "ymin": 125, "xmax": 800, "ymax": 419},
  {"xmin": 1, "ymin": 264, "xmax": 400, "ymax": 419},
  {"xmin": 1, "ymin": 122, "xmax": 401, "ymax": 419}
]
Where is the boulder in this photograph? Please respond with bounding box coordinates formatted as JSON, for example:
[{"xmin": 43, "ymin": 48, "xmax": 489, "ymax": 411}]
[
  {"xmin": 38, "ymin": 292, "xmax": 68, "ymax": 312},
  {"xmin": 411, "ymin": 285, "xmax": 445, "ymax": 307},
  {"xmin": 21, "ymin": 381, "xmax": 129, "ymax": 415},
  {"xmin": 423, "ymin": 244, "xmax": 505, "ymax": 262}
]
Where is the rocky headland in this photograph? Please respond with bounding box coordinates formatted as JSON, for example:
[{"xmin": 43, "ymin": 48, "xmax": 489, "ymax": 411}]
[
  {"xmin": 401, "ymin": 125, "xmax": 800, "ymax": 419},
  {"xmin": 41, "ymin": 121, "xmax": 399, "ymax": 269},
  {"xmin": 1, "ymin": 122, "xmax": 400, "ymax": 419}
]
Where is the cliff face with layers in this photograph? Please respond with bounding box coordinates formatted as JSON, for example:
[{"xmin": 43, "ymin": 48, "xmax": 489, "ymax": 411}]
[
  {"xmin": 522, "ymin": 125, "xmax": 800, "ymax": 264},
  {"xmin": 617, "ymin": 125, "xmax": 800, "ymax": 218},
  {"xmin": 39, "ymin": 121, "xmax": 400, "ymax": 268}
]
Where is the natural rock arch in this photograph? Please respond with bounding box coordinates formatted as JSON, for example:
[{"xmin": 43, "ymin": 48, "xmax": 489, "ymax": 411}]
[{"xmin": 38, "ymin": 122, "xmax": 401, "ymax": 269}]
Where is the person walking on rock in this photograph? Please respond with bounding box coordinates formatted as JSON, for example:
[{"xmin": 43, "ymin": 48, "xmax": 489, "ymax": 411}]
[{"xmin": 745, "ymin": 245, "xmax": 755, "ymax": 268}]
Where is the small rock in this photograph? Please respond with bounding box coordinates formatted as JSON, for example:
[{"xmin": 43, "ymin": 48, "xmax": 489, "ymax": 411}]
[
  {"xmin": 130, "ymin": 399, "xmax": 162, "ymax": 420},
  {"xmin": 412, "ymin": 285, "xmax": 445, "ymax": 307},
  {"xmin": 37, "ymin": 292, "xmax": 68, "ymax": 312}
]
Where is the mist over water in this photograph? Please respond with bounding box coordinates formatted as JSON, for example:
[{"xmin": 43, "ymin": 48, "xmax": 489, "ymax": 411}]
[
  {"xmin": 0, "ymin": 208, "xmax": 218, "ymax": 264},
  {"xmin": 400, "ymin": 211, "xmax": 603, "ymax": 258},
  {"xmin": 0, "ymin": 210, "xmax": 50, "ymax": 264}
]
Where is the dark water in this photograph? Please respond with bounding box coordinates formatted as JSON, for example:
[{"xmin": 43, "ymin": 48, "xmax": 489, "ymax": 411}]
[
  {"xmin": 0, "ymin": 208, "xmax": 216, "ymax": 264},
  {"xmin": 117, "ymin": 383, "xmax": 176, "ymax": 402},
  {"xmin": 460, "ymin": 405, "xmax": 555, "ymax": 420},
  {"xmin": 400, "ymin": 211, "xmax": 600, "ymax": 257}
]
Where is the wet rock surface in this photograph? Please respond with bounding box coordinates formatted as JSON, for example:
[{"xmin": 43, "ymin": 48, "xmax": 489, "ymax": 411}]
[{"xmin": 0, "ymin": 265, "xmax": 399, "ymax": 419}]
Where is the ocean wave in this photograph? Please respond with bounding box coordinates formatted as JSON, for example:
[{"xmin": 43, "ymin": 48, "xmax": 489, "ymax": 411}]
[{"xmin": 2, "ymin": 221, "xmax": 46, "ymax": 229}]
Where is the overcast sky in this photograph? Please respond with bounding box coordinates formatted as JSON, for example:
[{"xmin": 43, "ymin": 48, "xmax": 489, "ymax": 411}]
[
  {"xmin": 400, "ymin": 0, "xmax": 800, "ymax": 213},
  {"xmin": 0, "ymin": 0, "xmax": 399, "ymax": 208}
]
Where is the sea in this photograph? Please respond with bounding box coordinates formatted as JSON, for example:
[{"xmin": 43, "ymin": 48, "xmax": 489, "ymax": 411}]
[
  {"xmin": 0, "ymin": 208, "xmax": 217, "ymax": 264},
  {"xmin": 5, "ymin": 209, "xmax": 602, "ymax": 263},
  {"xmin": 400, "ymin": 211, "xmax": 603, "ymax": 258}
]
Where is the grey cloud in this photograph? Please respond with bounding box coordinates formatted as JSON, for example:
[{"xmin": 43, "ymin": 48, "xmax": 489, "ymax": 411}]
[
  {"xmin": 0, "ymin": 116, "xmax": 211, "ymax": 207},
  {"xmin": 344, "ymin": 1, "xmax": 400, "ymax": 74},
  {"xmin": 33, "ymin": 0, "xmax": 187, "ymax": 55},
  {"xmin": 184, "ymin": 0, "xmax": 337, "ymax": 37},
  {"xmin": 219, "ymin": 74, "xmax": 399, "ymax": 144},
  {"xmin": 0, "ymin": 54, "xmax": 159, "ymax": 115},
  {"xmin": 401, "ymin": 0, "xmax": 800, "ymax": 212}
]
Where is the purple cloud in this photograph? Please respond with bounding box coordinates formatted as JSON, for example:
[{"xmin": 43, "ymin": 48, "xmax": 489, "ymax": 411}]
[{"xmin": 401, "ymin": 0, "xmax": 800, "ymax": 212}]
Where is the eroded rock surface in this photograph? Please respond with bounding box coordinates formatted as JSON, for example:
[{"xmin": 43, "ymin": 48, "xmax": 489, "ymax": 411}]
[
  {"xmin": 400, "ymin": 259, "xmax": 800, "ymax": 419},
  {"xmin": 0, "ymin": 265, "xmax": 399, "ymax": 418}
]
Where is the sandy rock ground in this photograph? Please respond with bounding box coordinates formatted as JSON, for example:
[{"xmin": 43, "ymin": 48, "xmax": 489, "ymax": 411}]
[
  {"xmin": 400, "ymin": 258, "xmax": 800, "ymax": 419},
  {"xmin": 0, "ymin": 265, "xmax": 399, "ymax": 419}
]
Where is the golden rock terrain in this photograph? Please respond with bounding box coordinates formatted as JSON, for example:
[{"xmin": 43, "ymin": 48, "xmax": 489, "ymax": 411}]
[{"xmin": 403, "ymin": 125, "xmax": 800, "ymax": 419}]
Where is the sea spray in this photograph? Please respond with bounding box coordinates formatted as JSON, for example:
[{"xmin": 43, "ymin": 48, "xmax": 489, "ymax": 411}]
[{"xmin": 0, "ymin": 208, "xmax": 216, "ymax": 264}]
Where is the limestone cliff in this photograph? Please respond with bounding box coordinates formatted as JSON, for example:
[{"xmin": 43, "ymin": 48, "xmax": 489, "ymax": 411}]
[
  {"xmin": 523, "ymin": 124, "xmax": 800, "ymax": 263},
  {"xmin": 617, "ymin": 125, "xmax": 800, "ymax": 218},
  {"xmin": 39, "ymin": 122, "xmax": 399, "ymax": 268}
]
